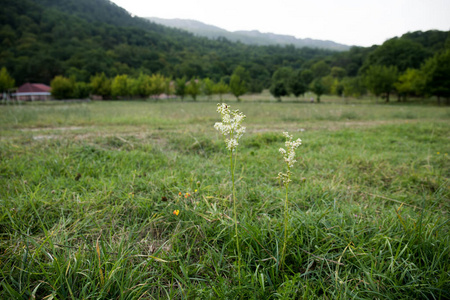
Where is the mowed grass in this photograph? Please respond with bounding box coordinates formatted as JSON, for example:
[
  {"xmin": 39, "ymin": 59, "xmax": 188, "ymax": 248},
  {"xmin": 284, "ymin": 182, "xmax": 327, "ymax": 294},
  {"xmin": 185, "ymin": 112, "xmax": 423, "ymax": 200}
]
[{"xmin": 0, "ymin": 100, "xmax": 449, "ymax": 299}]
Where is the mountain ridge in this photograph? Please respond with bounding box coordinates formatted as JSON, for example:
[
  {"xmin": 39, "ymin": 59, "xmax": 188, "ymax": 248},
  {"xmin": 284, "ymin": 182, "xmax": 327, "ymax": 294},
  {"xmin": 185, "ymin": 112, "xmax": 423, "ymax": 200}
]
[{"xmin": 147, "ymin": 17, "xmax": 351, "ymax": 51}]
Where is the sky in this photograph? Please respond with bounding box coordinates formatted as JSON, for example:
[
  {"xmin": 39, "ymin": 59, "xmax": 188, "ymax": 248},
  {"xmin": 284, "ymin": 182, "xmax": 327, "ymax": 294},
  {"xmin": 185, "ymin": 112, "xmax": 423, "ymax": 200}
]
[{"xmin": 110, "ymin": 0, "xmax": 450, "ymax": 47}]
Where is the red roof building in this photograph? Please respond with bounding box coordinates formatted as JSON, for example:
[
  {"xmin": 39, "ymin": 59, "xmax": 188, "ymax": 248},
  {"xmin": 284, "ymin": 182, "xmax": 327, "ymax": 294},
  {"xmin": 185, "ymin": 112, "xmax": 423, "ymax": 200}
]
[{"xmin": 13, "ymin": 83, "xmax": 52, "ymax": 101}]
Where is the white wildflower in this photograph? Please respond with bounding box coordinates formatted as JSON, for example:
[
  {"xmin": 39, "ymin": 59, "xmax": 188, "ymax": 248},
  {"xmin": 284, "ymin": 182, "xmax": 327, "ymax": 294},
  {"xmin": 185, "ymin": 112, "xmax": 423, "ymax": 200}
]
[
  {"xmin": 226, "ymin": 138, "xmax": 239, "ymax": 151},
  {"xmin": 215, "ymin": 103, "xmax": 246, "ymax": 152},
  {"xmin": 278, "ymin": 131, "xmax": 302, "ymax": 185},
  {"xmin": 278, "ymin": 172, "xmax": 291, "ymax": 184}
]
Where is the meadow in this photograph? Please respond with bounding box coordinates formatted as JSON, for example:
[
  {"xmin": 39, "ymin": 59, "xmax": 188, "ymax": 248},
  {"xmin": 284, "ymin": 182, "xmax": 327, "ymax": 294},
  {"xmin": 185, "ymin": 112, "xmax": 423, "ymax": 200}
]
[{"xmin": 0, "ymin": 97, "xmax": 449, "ymax": 299}]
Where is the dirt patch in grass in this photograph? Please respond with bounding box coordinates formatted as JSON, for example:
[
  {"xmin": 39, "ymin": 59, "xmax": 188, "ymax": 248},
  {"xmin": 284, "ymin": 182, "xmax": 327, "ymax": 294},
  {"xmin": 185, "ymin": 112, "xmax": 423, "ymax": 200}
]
[
  {"xmin": 21, "ymin": 126, "xmax": 85, "ymax": 132},
  {"xmin": 249, "ymin": 119, "xmax": 419, "ymax": 134}
]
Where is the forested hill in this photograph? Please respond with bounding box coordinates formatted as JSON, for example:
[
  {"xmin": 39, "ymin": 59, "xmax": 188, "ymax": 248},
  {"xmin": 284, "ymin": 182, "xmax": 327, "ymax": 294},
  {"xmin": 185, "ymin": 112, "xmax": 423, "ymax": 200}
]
[
  {"xmin": 0, "ymin": 0, "xmax": 335, "ymax": 87},
  {"xmin": 34, "ymin": 0, "xmax": 153, "ymax": 28}
]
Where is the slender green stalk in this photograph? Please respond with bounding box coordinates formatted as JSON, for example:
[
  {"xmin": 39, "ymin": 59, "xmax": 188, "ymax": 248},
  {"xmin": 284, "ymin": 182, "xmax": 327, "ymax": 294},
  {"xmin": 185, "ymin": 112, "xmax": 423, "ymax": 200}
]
[
  {"xmin": 230, "ymin": 143, "xmax": 241, "ymax": 285},
  {"xmin": 280, "ymin": 172, "xmax": 290, "ymax": 268}
]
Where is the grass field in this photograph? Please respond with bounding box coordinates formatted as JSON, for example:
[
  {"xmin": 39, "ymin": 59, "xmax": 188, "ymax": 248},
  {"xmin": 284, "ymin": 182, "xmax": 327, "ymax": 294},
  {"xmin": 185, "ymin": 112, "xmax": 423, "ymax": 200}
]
[{"xmin": 1, "ymin": 99, "xmax": 449, "ymax": 299}]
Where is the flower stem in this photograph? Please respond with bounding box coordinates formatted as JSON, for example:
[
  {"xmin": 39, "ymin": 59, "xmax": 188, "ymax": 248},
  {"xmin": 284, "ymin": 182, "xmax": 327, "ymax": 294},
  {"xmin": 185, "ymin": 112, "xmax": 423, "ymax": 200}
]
[
  {"xmin": 280, "ymin": 168, "xmax": 290, "ymax": 269},
  {"xmin": 230, "ymin": 149, "xmax": 241, "ymax": 285}
]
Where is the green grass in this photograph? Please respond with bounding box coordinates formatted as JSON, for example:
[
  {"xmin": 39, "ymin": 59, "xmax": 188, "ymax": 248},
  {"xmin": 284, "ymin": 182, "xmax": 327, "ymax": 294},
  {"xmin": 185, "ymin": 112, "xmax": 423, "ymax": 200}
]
[{"xmin": 1, "ymin": 99, "xmax": 449, "ymax": 299}]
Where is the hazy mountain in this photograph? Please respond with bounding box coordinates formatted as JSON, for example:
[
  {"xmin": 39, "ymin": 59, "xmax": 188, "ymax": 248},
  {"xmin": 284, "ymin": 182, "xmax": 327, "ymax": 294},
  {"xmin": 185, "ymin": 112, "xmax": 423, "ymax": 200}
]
[{"xmin": 147, "ymin": 17, "xmax": 351, "ymax": 51}]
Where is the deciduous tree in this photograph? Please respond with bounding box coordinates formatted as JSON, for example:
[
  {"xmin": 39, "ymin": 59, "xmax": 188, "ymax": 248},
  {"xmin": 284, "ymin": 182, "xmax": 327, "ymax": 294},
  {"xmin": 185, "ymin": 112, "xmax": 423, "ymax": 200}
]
[
  {"xmin": 364, "ymin": 65, "xmax": 399, "ymax": 102},
  {"xmin": 149, "ymin": 74, "xmax": 166, "ymax": 97},
  {"xmin": 422, "ymin": 50, "xmax": 450, "ymax": 104},
  {"xmin": 341, "ymin": 77, "xmax": 365, "ymax": 98},
  {"xmin": 213, "ymin": 80, "xmax": 229, "ymax": 101},
  {"xmin": 230, "ymin": 66, "xmax": 249, "ymax": 101},
  {"xmin": 289, "ymin": 70, "xmax": 307, "ymax": 98},
  {"xmin": 186, "ymin": 77, "xmax": 200, "ymax": 101},
  {"xmin": 300, "ymin": 69, "xmax": 314, "ymax": 86},
  {"xmin": 130, "ymin": 73, "xmax": 152, "ymax": 98},
  {"xmin": 0, "ymin": 67, "xmax": 15, "ymax": 94},
  {"xmin": 90, "ymin": 73, "xmax": 111, "ymax": 99},
  {"xmin": 310, "ymin": 78, "xmax": 326, "ymax": 103},
  {"xmin": 175, "ymin": 77, "xmax": 187, "ymax": 100},
  {"xmin": 73, "ymin": 82, "xmax": 91, "ymax": 99},
  {"xmin": 270, "ymin": 67, "xmax": 293, "ymax": 101},
  {"xmin": 330, "ymin": 66, "xmax": 347, "ymax": 79},
  {"xmin": 394, "ymin": 68, "xmax": 425, "ymax": 100},
  {"xmin": 311, "ymin": 60, "xmax": 330, "ymax": 78},
  {"xmin": 111, "ymin": 74, "xmax": 129, "ymax": 97},
  {"xmin": 202, "ymin": 78, "xmax": 214, "ymax": 100},
  {"xmin": 270, "ymin": 81, "xmax": 289, "ymax": 101},
  {"xmin": 51, "ymin": 76, "xmax": 74, "ymax": 99}
]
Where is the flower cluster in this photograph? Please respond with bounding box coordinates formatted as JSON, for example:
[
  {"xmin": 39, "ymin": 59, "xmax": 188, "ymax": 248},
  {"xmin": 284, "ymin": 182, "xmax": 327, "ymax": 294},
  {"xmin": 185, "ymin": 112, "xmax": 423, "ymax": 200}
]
[
  {"xmin": 278, "ymin": 132, "xmax": 302, "ymax": 185},
  {"xmin": 214, "ymin": 103, "xmax": 246, "ymax": 151}
]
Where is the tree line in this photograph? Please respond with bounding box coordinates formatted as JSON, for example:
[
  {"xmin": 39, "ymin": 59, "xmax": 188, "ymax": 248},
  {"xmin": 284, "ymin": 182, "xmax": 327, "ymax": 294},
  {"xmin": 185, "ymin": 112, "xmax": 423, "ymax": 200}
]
[
  {"xmin": 9, "ymin": 66, "xmax": 245, "ymax": 101},
  {"xmin": 268, "ymin": 48, "xmax": 450, "ymax": 103}
]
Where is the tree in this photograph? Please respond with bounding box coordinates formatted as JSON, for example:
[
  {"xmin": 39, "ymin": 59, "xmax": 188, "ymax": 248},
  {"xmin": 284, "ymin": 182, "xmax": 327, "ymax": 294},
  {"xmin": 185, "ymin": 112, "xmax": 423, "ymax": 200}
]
[
  {"xmin": 149, "ymin": 74, "xmax": 166, "ymax": 97},
  {"xmin": 270, "ymin": 67, "xmax": 293, "ymax": 101},
  {"xmin": 361, "ymin": 38, "xmax": 432, "ymax": 73},
  {"xmin": 0, "ymin": 67, "xmax": 15, "ymax": 96},
  {"xmin": 330, "ymin": 79, "xmax": 344, "ymax": 96},
  {"xmin": 422, "ymin": 50, "xmax": 450, "ymax": 104},
  {"xmin": 175, "ymin": 77, "xmax": 187, "ymax": 100},
  {"xmin": 111, "ymin": 74, "xmax": 129, "ymax": 97},
  {"xmin": 247, "ymin": 63, "xmax": 270, "ymax": 93},
  {"xmin": 164, "ymin": 76, "xmax": 173, "ymax": 95},
  {"xmin": 272, "ymin": 67, "xmax": 294, "ymax": 82},
  {"xmin": 330, "ymin": 66, "xmax": 347, "ymax": 79},
  {"xmin": 213, "ymin": 80, "xmax": 229, "ymax": 101},
  {"xmin": 311, "ymin": 60, "xmax": 331, "ymax": 78},
  {"xmin": 310, "ymin": 78, "xmax": 326, "ymax": 103},
  {"xmin": 364, "ymin": 65, "xmax": 399, "ymax": 102},
  {"xmin": 300, "ymin": 69, "xmax": 314, "ymax": 86},
  {"xmin": 341, "ymin": 77, "xmax": 366, "ymax": 98},
  {"xmin": 186, "ymin": 78, "xmax": 200, "ymax": 101},
  {"xmin": 270, "ymin": 81, "xmax": 289, "ymax": 101},
  {"xmin": 202, "ymin": 78, "xmax": 214, "ymax": 100},
  {"xmin": 66, "ymin": 67, "xmax": 90, "ymax": 82},
  {"xmin": 320, "ymin": 75, "xmax": 334, "ymax": 95},
  {"xmin": 50, "ymin": 75, "xmax": 74, "ymax": 99},
  {"xmin": 90, "ymin": 73, "xmax": 111, "ymax": 99},
  {"xmin": 73, "ymin": 82, "xmax": 91, "ymax": 99},
  {"xmin": 129, "ymin": 73, "xmax": 152, "ymax": 98},
  {"xmin": 394, "ymin": 68, "xmax": 426, "ymax": 100},
  {"xmin": 229, "ymin": 66, "xmax": 249, "ymax": 101},
  {"xmin": 289, "ymin": 70, "xmax": 307, "ymax": 98}
]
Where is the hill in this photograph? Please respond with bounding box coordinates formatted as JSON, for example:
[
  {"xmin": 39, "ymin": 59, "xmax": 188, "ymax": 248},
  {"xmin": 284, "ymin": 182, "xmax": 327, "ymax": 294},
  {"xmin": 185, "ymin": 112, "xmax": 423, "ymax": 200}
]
[
  {"xmin": 147, "ymin": 17, "xmax": 351, "ymax": 51},
  {"xmin": 0, "ymin": 0, "xmax": 334, "ymax": 88}
]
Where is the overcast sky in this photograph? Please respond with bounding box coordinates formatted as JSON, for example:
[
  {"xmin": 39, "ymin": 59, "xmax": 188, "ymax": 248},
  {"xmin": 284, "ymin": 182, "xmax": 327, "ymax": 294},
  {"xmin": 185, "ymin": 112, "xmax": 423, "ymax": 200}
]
[{"xmin": 110, "ymin": 0, "xmax": 450, "ymax": 47}]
